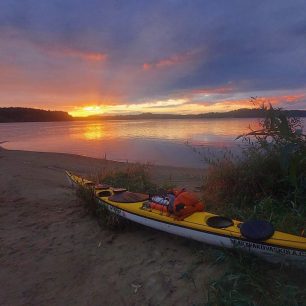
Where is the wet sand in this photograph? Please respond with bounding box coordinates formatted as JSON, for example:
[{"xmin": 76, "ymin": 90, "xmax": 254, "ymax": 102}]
[{"xmin": 0, "ymin": 147, "xmax": 221, "ymax": 306}]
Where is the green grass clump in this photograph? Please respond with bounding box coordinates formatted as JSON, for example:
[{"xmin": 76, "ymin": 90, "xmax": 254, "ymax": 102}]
[
  {"xmin": 203, "ymin": 101, "xmax": 306, "ymax": 234},
  {"xmin": 77, "ymin": 163, "xmax": 162, "ymax": 229},
  {"xmin": 76, "ymin": 185, "xmax": 97, "ymax": 215},
  {"xmin": 96, "ymin": 163, "xmax": 159, "ymax": 194},
  {"xmin": 76, "ymin": 182, "xmax": 131, "ymax": 229},
  {"xmin": 204, "ymin": 249, "xmax": 306, "ymax": 306}
]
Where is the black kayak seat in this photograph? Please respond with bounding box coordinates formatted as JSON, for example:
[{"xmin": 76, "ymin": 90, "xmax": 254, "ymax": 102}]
[
  {"xmin": 206, "ymin": 216, "xmax": 234, "ymax": 228},
  {"xmin": 113, "ymin": 188, "xmax": 127, "ymax": 194},
  {"xmin": 108, "ymin": 191, "xmax": 149, "ymax": 203},
  {"xmin": 97, "ymin": 190, "xmax": 112, "ymax": 197},
  {"xmin": 240, "ymin": 219, "xmax": 274, "ymax": 242},
  {"xmin": 95, "ymin": 184, "xmax": 111, "ymax": 190}
]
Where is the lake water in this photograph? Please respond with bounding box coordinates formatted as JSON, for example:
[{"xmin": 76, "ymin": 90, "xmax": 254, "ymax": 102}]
[{"xmin": 1, "ymin": 118, "xmax": 303, "ymax": 168}]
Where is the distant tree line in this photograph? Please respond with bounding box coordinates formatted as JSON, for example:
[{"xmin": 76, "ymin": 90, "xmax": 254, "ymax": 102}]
[
  {"xmin": 1, "ymin": 107, "xmax": 306, "ymax": 122},
  {"xmin": 94, "ymin": 108, "xmax": 306, "ymax": 120},
  {"xmin": 0, "ymin": 107, "xmax": 73, "ymax": 122}
]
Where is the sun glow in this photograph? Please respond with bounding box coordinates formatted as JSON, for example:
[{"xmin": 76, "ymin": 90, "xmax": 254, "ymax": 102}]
[
  {"xmin": 67, "ymin": 91, "xmax": 306, "ymax": 118},
  {"xmin": 69, "ymin": 105, "xmax": 105, "ymax": 117},
  {"xmin": 68, "ymin": 99, "xmax": 189, "ymax": 117}
]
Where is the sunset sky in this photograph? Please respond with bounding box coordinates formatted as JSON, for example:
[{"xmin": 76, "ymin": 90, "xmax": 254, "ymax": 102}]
[{"xmin": 0, "ymin": 1, "xmax": 306, "ymax": 117}]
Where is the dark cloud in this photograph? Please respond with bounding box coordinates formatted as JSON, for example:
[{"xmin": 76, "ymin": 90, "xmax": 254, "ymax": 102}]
[{"xmin": 0, "ymin": 0, "xmax": 306, "ymax": 108}]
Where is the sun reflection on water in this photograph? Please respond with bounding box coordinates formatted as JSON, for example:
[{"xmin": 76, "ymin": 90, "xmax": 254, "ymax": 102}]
[
  {"xmin": 70, "ymin": 123, "xmax": 105, "ymax": 140},
  {"xmin": 85, "ymin": 127, "xmax": 103, "ymax": 140}
]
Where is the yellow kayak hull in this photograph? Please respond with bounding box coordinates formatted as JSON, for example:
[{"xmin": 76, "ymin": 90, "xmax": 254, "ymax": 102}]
[{"xmin": 66, "ymin": 171, "xmax": 306, "ymax": 263}]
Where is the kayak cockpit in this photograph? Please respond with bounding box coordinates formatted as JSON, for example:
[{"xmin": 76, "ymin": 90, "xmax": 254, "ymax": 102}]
[{"xmin": 108, "ymin": 191, "xmax": 149, "ymax": 203}]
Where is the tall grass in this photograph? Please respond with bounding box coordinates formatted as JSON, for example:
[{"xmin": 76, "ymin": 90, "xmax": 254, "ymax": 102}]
[
  {"xmin": 77, "ymin": 184, "xmax": 130, "ymax": 229},
  {"xmin": 95, "ymin": 163, "xmax": 162, "ymax": 194},
  {"xmin": 183, "ymin": 102, "xmax": 306, "ymax": 305},
  {"xmin": 204, "ymin": 248, "xmax": 306, "ymax": 306},
  {"xmin": 77, "ymin": 163, "xmax": 162, "ymax": 229},
  {"xmin": 203, "ymin": 102, "xmax": 306, "ymax": 234}
]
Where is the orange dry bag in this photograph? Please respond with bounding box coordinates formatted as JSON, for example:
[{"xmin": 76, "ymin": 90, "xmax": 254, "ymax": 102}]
[{"xmin": 173, "ymin": 190, "xmax": 204, "ymax": 220}]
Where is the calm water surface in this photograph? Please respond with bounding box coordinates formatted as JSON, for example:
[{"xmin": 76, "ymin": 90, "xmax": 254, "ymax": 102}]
[{"xmin": 0, "ymin": 118, "xmax": 298, "ymax": 168}]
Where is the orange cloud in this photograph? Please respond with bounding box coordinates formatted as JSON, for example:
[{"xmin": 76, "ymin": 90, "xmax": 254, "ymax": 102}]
[
  {"xmin": 143, "ymin": 51, "xmax": 199, "ymax": 70},
  {"xmin": 191, "ymin": 85, "xmax": 234, "ymax": 95},
  {"xmin": 272, "ymin": 94, "xmax": 305, "ymax": 104},
  {"xmin": 210, "ymin": 99, "xmax": 252, "ymax": 111},
  {"xmin": 188, "ymin": 93, "xmax": 306, "ymax": 112},
  {"xmin": 37, "ymin": 43, "xmax": 108, "ymax": 63},
  {"xmin": 59, "ymin": 48, "xmax": 108, "ymax": 62},
  {"xmin": 247, "ymin": 94, "xmax": 306, "ymax": 107}
]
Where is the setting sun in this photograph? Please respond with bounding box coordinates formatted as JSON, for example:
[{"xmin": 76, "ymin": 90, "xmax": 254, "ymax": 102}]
[{"xmin": 69, "ymin": 105, "xmax": 105, "ymax": 117}]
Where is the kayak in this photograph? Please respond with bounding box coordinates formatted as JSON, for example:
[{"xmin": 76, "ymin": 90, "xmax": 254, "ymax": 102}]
[{"xmin": 66, "ymin": 171, "xmax": 306, "ymax": 264}]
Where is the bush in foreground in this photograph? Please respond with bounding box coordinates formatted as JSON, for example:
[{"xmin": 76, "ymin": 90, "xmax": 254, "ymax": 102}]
[{"xmin": 203, "ymin": 102, "xmax": 306, "ymax": 234}]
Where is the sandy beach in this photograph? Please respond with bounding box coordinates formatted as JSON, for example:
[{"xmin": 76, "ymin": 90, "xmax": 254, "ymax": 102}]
[{"xmin": 0, "ymin": 147, "xmax": 221, "ymax": 306}]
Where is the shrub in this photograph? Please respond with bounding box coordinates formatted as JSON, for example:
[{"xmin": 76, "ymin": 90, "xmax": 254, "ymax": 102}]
[
  {"xmin": 96, "ymin": 163, "xmax": 158, "ymax": 194},
  {"xmin": 77, "ymin": 164, "xmax": 161, "ymax": 229},
  {"xmin": 203, "ymin": 101, "xmax": 306, "ymax": 234}
]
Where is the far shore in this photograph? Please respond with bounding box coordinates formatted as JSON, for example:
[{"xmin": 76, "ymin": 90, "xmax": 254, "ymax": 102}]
[
  {"xmin": 2, "ymin": 107, "xmax": 306, "ymax": 123},
  {"xmin": 0, "ymin": 147, "xmax": 214, "ymax": 306}
]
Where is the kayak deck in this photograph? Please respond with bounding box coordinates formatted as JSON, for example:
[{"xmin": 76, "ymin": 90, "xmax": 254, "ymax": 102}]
[
  {"xmin": 104, "ymin": 197, "xmax": 305, "ymax": 251},
  {"xmin": 67, "ymin": 171, "xmax": 306, "ymax": 253}
]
